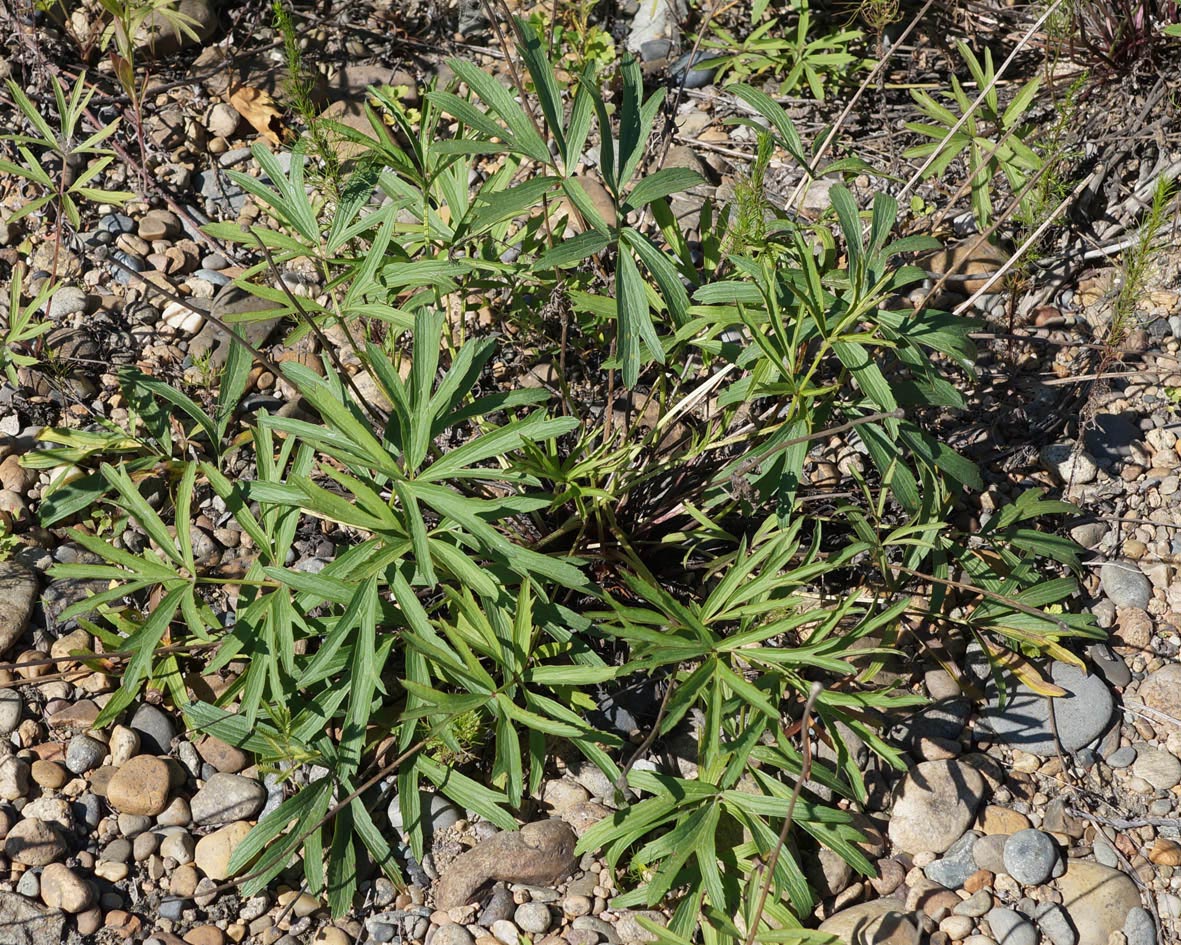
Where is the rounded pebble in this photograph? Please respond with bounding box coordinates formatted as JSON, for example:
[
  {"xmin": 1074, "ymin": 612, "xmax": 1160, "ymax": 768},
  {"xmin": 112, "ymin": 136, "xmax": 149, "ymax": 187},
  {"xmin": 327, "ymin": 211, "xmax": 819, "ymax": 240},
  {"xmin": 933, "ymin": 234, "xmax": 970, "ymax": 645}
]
[{"xmin": 1003, "ymin": 829, "xmax": 1057, "ymax": 885}]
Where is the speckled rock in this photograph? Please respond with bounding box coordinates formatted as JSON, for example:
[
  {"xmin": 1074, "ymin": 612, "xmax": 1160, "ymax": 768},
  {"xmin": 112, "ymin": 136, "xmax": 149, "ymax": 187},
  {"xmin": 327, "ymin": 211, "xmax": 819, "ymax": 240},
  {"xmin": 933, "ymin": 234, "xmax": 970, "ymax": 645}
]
[
  {"xmin": 0, "ymin": 889, "xmax": 66, "ymax": 945},
  {"xmin": 888, "ymin": 760, "xmax": 986, "ymax": 855},
  {"xmin": 4, "ymin": 817, "xmax": 66, "ymax": 866},
  {"xmin": 434, "ymin": 820, "xmax": 578, "ymax": 910},
  {"xmin": 818, "ymin": 899, "xmax": 921, "ymax": 945},
  {"xmin": 190, "ymin": 773, "xmax": 267, "ymax": 826},
  {"xmin": 1137, "ymin": 665, "xmax": 1181, "ymax": 726},
  {"xmin": 39, "ymin": 863, "xmax": 94, "ymax": 913},
  {"xmin": 1055, "ymin": 860, "xmax": 1141, "ymax": 945},
  {"xmin": 106, "ymin": 755, "xmax": 171, "ymax": 815},
  {"xmin": 1003, "ymin": 829, "xmax": 1057, "ymax": 885}
]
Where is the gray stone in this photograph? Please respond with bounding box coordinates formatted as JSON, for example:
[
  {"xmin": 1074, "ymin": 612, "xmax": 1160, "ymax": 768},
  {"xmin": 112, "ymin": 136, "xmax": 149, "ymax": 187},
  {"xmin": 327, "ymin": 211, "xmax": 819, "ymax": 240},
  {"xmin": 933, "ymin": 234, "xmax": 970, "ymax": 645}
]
[
  {"xmin": 478, "ymin": 884, "xmax": 516, "ymax": 926},
  {"xmin": 0, "ymin": 561, "xmax": 37, "ymax": 659},
  {"xmin": 100, "ymin": 213, "xmax": 135, "ymax": 235},
  {"xmin": 1099, "ymin": 561, "xmax": 1152, "ymax": 609},
  {"xmin": 1034, "ymin": 903, "xmax": 1077, "ymax": 945},
  {"xmin": 0, "ymin": 689, "xmax": 22, "ymax": 735},
  {"xmin": 925, "ymin": 830, "xmax": 981, "ymax": 889},
  {"xmin": 957, "ymin": 890, "xmax": 995, "ymax": 918},
  {"xmin": 669, "ymin": 52, "xmax": 717, "ymax": 89},
  {"xmin": 1070, "ymin": 522, "xmax": 1109, "ymax": 549},
  {"xmin": 1132, "ymin": 748, "xmax": 1181, "ymax": 790},
  {"xmin": 1124, "ymin": 907, "xmax": 1156, "ymax": 945},
  {"xmin": 987, "ymin": 908, "xmax": 1037, "ymax": 945},
  {"xmin": 1003, "ymin": 829, "xmax": 1057, "ymax": 885},
  {"xmin": 16, "ymin": 868, "xmax": 40, "ymax": 898},
  {"xmin": 0, "ymin": 889, "xmax": 65, "ymax": 945},
  {"xmin": 432, "ymin": 926, "xmax": 475, "ymax": 945},
  {"xmin": 612, "ymin": 911, "xmax": 666, "ymax": 944},
  {"xmin": 46, "ymin": 286, "xmax": 87, "ymax": 320},
  {"xmin": 65, "ymin": 734, "xmax": 108, "ymax": 774},
  {"xmin": 190, "ymin": 773, "xmax": 266, "ymax": 826},
  {"xmin": 1106, "ymin": 746, "xmax": 1136, "ymax": 769},
  {"xmin": 101, "ymin": 838, "xmax": 132, "ymax": 863},
  {"xmin": 978, "ymin": 661, "xmax": 1113, "ymax": 757},
  {"xmin": 1041, "ymin": 444, "xmax": 1098, "ymax": 485},
  {"xmin": 573, "ymin": 916, "xmax": 621, "ymax": 944},
  {"xmin": 1087, "ymin": 644, "xmax": 1131, "ymax": 688},
  {"xmin": 387, "ymin": 790, "xmax": 461, "ymax": 840},
  {"xmin": 129, "ymin": 703, "xmax": 175, "ymax": 755},
  {"xmin": 1092, "ymin": 838, "xmax": 1118, "ymax": 869},
  {"xmin": 904, "ymin": 698, "xmax": 971, "ymax": 746},
  {"xmin": 72, "ymin": 794, "xmax": 101, "ymax": 830},
  {"xmin": 1084, "ymin": 414, "xmax": 1142, "ymax": 465},
  {"xmin": 516, "ymin": 902, "xmax": 552, "ymax": 934},
  {"xmin": 887, "ymin": 760, "xmax": 986, "ymax": 855}
]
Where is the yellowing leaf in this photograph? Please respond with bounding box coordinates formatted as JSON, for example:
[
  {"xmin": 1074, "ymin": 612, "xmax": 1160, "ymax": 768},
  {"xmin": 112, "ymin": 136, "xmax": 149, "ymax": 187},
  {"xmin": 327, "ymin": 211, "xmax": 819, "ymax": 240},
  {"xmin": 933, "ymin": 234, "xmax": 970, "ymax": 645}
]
[
  {"xmin": 227, "ymin": 85, "xmax": 285, "ymax": 146},
  {"xmin": 980, "ymin": 640, "xmax": 1067, "ymax": 697}
]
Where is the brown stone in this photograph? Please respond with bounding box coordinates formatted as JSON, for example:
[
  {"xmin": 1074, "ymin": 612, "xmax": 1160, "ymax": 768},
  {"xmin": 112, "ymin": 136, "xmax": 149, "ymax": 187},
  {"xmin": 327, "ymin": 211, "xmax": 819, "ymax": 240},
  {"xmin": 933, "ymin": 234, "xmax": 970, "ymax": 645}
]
[
  {"xmin": 184, "ymin": 926, "xmax": 227, "ymax": 945},
  {"xmin": 46, "ymin": 699, "xmax": 99, "ymax": 731},
  {"xmin": 963, "ymin": 869, "xmax": 994, "ymax": 894},
  {"xmin": 89, "ymin": 765, "xmax": 116, "ymax": 796},
  {"xmin": 4, "ymin": 816, "xmax": 66, "ymax": 865},
  {"xmin": 921, "ymin": 236, "xmax": 1009, "ymax": 294},
  {"xmin": 979, "ymin": 805, "xmax": 1031, "ymax": 835},
  {"xmin": 30, "ymin": 760, "xmax": 68, "ymax": 789},
  {"xmin": 0, "ymin": 561, "xmax": 37, "ymax": 659},
  {"xmin": 28, "ymin": 742, "xmax": 65, "ymax": 763},
  {"xmin": 194, "ymin": 820, "xmax": 253, "ymax": 880},
  {"xmin": 870, "ymin": 858, "xmax": 906, "ymax": 896},
  {"xmin": 138, "ymin": 208, "xmax": 181, "ymax": 242},
  {"xmin": 106, "ymin": 755, "xmax": 171, "ymax": 815},
  {"xmin": 920, "ymin": 889, "xmax": 962, "ymax": 921},
  {"xmin": 1149, "ymin": 838, "xmax": 1181, "ymax": 866},
  {"xmin": 195, "ymin": 734, "xmax": 249, "ymax": 773},
  {"xmin": 39, "ymin": 862, "xmax": 95, "ymax": 913},
  {"xmin": 1054, "ymin": 860, "xmax": 1141, "ymax": 945},
  {"xmin": 818, "ymin": 900, "xmax": 921, "ymax": 945},
  {"xmin": 1138, "ymin": 664, "xmax": 1181, "ymax": 722}
]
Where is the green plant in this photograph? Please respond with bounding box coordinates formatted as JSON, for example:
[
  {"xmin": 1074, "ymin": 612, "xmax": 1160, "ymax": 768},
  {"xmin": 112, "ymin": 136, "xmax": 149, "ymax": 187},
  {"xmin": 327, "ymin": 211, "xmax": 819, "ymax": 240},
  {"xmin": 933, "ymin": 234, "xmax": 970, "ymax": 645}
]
[
  {"xmin": 99, "ymin": 0, "xmax": 201, "ymax": 176},
  {"xmin": 700, "ymin": 3, "xmax": 866, "ymax": 98},
  {"xmin": 271, "ymin": 0, "xmax": 342, "ymax": 190},
  {"xmin": 0, "ymin": 72, "xmax": 135, "ymax": 277},
  {"xmin": 1110, "ymin": 175, "xmax": 1176, "ymax": 347},
  {"xmin": 905, "ymin": 42, "xmax": 1043, "ymax": 229},
  {"xmin": 40, "ymin": 23, "xmax": 1103, "ymax": 939},
  {"xmin": 527, "ymin": 6, "xmax": 617, "ymax": 77},
  {"xmin": 0, "ymin": 264, "xmax": 55, "ymax": 385}
]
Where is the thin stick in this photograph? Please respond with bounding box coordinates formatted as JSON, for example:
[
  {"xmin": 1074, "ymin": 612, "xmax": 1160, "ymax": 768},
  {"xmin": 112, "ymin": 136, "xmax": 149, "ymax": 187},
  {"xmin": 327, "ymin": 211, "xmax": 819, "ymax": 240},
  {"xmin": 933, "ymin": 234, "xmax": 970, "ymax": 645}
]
[{"xmin": 742, "ymin": 682, "xmax": 823, "ymax": 945}]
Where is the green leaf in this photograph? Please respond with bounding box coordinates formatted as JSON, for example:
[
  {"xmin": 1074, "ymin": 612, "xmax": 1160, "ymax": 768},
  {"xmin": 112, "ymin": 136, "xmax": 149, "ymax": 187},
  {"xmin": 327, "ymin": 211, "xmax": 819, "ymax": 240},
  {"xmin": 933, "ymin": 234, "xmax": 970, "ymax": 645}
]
[
  {"xmin": 515, "ymin": 17, "xmax": 567, "ymax": 159},
  {"xmin": 616, "ymin": 245, "xmax": 663, "ymax": 387},
  {"xmin": 624, "ymin": 167, "xmax": 704, "ymax": 213}
]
